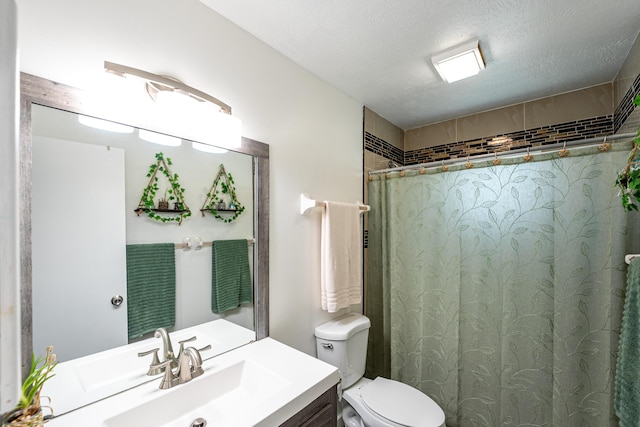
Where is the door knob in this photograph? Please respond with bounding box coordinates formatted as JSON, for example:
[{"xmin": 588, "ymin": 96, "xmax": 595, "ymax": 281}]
[{"xmin": 111, "ymin": 295, "xmax": 124, "ymax": 307}]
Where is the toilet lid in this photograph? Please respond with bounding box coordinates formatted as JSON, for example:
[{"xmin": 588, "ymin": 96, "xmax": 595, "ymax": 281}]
[{"xmin": 360, "ymin": 377, "xmax": 445, "ymax": 427}]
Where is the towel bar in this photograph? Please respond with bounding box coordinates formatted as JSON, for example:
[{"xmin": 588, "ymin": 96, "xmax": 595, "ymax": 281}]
[
  {"xmin": 626, "ymin": 254, "xmax": 640, "ymax": 264},
  {"xmin": 174, "ymin": 238, "xmax": 254, "ymax": 250},
  {"xmin": 300, "ymin": 193, "xmax": 370, "ymax": 215}
]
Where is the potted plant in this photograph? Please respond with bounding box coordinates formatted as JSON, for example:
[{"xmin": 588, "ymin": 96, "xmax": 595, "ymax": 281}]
[
  {"xmin": 2, "ymin": 346, "xmax": 57, "ymax": 427},
  {"xmin": 615, "ymin": 94, "xmax": 640, "ymax": 211}
]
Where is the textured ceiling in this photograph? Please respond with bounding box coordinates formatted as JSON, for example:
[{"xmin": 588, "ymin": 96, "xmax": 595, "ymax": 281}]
[{"xmin": 199, "ymin": 0, "xmax": 640, "ymax": 130}]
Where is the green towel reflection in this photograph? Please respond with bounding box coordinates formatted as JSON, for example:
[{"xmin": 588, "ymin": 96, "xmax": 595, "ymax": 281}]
[
  {"xmin": 126, "ymin": 243, "xmax": 176, "ymax": 338},
  {"xmin": 211, "ymin": 240, "xmax": 252, "ymax": 313}
]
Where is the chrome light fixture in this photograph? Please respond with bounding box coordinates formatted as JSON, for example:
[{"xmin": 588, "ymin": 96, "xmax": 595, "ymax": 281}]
[
  {"xmin": 431, "ymin": 40, "xmax": 485, "ymax": 83},
  {"xmin": 104, "ymin": 61, "xmax": 242, "ymax": 148}
]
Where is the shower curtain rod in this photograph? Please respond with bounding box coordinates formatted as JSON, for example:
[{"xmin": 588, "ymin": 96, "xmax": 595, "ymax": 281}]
[{"xmin": 368, "ymin": 132, "xmax": 637, "ymax": 176}]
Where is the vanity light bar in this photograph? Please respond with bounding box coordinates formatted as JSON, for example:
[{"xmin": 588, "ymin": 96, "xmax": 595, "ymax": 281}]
[{"xmin": 104, "ymin": 61, "xmax": 233, "ymax": 115}]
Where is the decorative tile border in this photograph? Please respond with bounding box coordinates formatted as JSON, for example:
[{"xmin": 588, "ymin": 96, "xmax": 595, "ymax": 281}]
[
  {"xmin": 614, "ymin": 72, "xmax": 640, "ymax": 133},
  {"xmin": 404, "ymin": 115, "xmax": 613, "ymax": 165},
  {"xmin": 365, "ymin": 115, "xmax": 613, "ymax": 167},
  {"xmin": 364, "ymin": 132, "xmax": 404, "ymax": 166},
  {"xmin": 366, "ymin": 71, "xmax": 638, "ymax": 167}
]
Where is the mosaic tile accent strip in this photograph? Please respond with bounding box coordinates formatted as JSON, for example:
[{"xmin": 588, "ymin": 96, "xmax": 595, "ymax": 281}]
[
  {"xmin": 364, "ymin": 132, "xmax": 404, "ymax": 166},
  {"xmin": 614, "ymin": 72, "xmax": 640, "ymax": 133},
  {"xmin": 403, "ymin": 115, "xmax": 613, "ymax": 165}
]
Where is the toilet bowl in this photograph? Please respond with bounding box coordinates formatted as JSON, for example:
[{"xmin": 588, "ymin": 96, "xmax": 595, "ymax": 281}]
[
  {"xmin": 342, "ymin": 377, "xmax": 445, "ymax": 427},
  {"xmin": 315, "ymin": 313, "xmax": 445, "ymax": 427}
]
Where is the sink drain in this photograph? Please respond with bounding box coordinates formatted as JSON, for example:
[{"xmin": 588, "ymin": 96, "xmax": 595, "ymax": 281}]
[{"xmin": 190, "ymin": 418, "xmax": 207, "ymax": 427}]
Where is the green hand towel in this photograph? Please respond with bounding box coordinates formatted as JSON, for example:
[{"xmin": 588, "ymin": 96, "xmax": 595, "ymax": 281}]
[
  {"xmin": 211, "ymin": 239, "xmax": 252, "ymax": 314},
  {"xmin": 126, "ymin": 243, "xmax": 176, "ymax": 339},
  {"xmin": 615, "ymin": 257, "xmax": 640, "ymax": 426}
]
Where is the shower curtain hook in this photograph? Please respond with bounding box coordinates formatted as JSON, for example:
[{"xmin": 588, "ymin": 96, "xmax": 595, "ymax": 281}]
[
  {"xmin": 492, "ymin": 152, "xmax": 501, "ymax": 166},
  {"xmin": 599, "ymin": 135, "xmax": 612, "ymax": 152},
  {"xmin": 558, "ymin": 140, "xmax": 570, "ymax": 158},
  {"xmin": 524, "ymin": 146, "xmax": 533, "ymax": 162},
  {"xmin": 465, "ymin": 155, "xmax": 473, "ymax": 169},
  {"xmin": 441, "ymin": 160, "xmax": 448, "ymax": 172}
]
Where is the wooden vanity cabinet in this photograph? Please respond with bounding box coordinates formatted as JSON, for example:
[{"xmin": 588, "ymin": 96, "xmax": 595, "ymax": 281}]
[{"xmin": 280, "ymin": 385, "xmax": 338, "ymax": 427}]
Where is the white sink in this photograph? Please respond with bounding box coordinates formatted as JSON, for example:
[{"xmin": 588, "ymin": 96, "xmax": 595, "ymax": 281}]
[
  {"xmin": 45, "ymin": 337, "xmax": 340, "ymax": 427},
  {"xmin": 43, "ymin": 320, "xmax": 255, "ymax": 416},
  {"xmin": 103, "ymin": 359, "xmax": 290, "ymax": 427},
  {"xmin": 72, "ymin": 342, "xmax": 152, "ymax": 393},
  {"xmin": 73, "ymin": 328, "xmax": 216, "ymax": 393}
]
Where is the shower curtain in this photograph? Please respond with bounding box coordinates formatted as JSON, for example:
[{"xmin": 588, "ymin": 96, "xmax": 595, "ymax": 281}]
[{"xmin": 366, "ymin": 143, "xmax": 635, "ymax": 426}]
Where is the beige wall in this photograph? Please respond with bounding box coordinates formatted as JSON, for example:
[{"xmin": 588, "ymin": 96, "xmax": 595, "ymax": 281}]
[
  {"xmin": 364, "ymin": 107, "xmax": 404, "ymax": 177},
  {"xmin": 614, "ymin": 33, "xmax": 640, "ymax": 109},
  {"xmin": 614, "ymin": 33, "xmax": 640, "ymax": 134},
  {"xmin": 364, "ymin": 107, "xmax": 404, "ymax": 150},
  {"xmin": 405, "ymin": 83, "xmax": 613, "ymax": 151},
  {"xmin": 363, "ymin": 107, "xmax": 404, "ymax": 199}
]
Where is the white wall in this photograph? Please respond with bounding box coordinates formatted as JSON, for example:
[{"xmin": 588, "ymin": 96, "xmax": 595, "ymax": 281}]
[
  {"xmin": 0, "ymin": 0, "xmax": 20, "ymax": 412},
  {"xmin": 17, "ymin": 0, "xmax": 364, "ymax": 356}
]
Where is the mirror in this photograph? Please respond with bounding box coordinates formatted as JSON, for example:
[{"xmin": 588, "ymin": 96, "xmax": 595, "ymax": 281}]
[
  {"xmin": 32, "ymin": 104, "xmax": 256, "ymax": 362},
  {"xmin": 19, "ymin": 73, "xmax": 269, "ymax": 407}
]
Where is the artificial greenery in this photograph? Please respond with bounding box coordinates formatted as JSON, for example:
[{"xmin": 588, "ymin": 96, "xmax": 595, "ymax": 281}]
[
  {"xmin": 201, "ymin": 164, "xmax": 245, "ymax": 223},
  {"xmin": 136, "ymin": 152, "xmax": 191, "ymax": 224},
  {"xmin": 5, "ymin": 346, "xmax": 57, "ymax": 425},
  {"xmin": 615, "ymin": 94, "xmax": 640, "ymax": 212}
]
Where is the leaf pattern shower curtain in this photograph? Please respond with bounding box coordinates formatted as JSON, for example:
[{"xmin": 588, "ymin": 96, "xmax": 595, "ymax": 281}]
[{"xmin": 366, "ymin": 144, "xmax": 636, "ymax": 426}]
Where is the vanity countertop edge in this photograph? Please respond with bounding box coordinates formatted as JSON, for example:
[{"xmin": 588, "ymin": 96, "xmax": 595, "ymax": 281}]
[{"xmin": 44, "ymin": 337, "xmax": 340, "ymax": 427}]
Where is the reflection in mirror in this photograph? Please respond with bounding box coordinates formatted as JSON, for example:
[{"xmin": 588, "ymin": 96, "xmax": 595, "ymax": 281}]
[
  {"xmin": 31, "ymin": 105, "xmax": 254, "ymax": 363},
  {"xmin": 18, "ymin": 73, "xmax": 269, "ymax": 416}
]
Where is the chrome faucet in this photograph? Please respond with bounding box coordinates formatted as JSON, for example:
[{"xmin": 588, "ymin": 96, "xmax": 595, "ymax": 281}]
[
  {"xmin": 177, "ymin": 347, "xmax": 202, "ymax": 384},
  {"xmin": 149, "ymin": 343, "xmax": 212, "ymax": 389},
  {"xmin": 154, "ymin": 327, "xmax": 178, "ymax": 369}
]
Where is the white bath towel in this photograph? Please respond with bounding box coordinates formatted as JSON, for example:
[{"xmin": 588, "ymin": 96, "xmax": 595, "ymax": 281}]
[{"xmin": 321, "ymin": 201, "xmax": 362, "ymax": 312}]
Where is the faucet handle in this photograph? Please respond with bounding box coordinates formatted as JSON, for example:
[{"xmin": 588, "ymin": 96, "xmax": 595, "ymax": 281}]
[
  {"xmin": 177, "ymin": 336, "xmax": 197, "ymax": 358},
  {"xmin": 149, "ymin": 359, "xmax": 179, "ymax": 389},
  {"xmin": 197, "ymin": 344, "xmax": 212, "ymax": 354},
  {"xmin": 138, "ymin": 348, "xmax": 163, "ymax": 376}
]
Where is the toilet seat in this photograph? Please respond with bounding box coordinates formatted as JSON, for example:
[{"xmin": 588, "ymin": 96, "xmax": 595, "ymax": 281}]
[{"xmin": 346, "ymin": 377, "xmax": 445, "ymax": 427}]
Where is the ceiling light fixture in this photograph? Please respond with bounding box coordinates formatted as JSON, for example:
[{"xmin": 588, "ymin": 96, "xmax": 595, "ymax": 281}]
[
  {"xmin": 104, "ymin": 61, "xmax": 242, "ymax": 148},
  {"xmin": 431, "ymin": 40, "xmax": 485, "ymax": 83}
]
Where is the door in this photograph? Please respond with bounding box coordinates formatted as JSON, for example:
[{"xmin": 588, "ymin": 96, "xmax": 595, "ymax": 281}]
[{"xmin": 32, "ymin": 137, "xmax": 127, "ymax": 362}]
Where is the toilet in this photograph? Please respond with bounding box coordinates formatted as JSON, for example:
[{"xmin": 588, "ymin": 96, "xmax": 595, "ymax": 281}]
[{"xmin": 315, "ymin": 313, "xmax": 445, "ymax": 427}]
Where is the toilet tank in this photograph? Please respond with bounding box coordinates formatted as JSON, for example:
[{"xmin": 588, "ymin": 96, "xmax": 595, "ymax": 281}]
[{"xmin": 315, "ymin": 313, "xmax": 371, "ymax": 389}]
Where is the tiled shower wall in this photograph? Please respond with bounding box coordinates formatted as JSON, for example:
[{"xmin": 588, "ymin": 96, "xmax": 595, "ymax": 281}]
[
  {"xmin": 364, "ymin": 31, "xmax": 640, "ymax": 169},
  {"xmin": 615, "ymin": 33, "xmax": 640, "ymax": 135},
  {"xmin": 364, "ymin": 83, "xmax": 629, "ymax": 169}
]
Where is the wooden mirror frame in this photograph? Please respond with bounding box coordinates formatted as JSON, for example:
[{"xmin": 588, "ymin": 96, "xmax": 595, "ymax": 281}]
[{"xmin": 19, "ymin": 73, "xmax": 269, "ymax": 377}]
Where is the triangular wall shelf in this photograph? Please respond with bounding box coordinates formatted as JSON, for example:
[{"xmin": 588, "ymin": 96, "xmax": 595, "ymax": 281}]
[
  {"xmin": 135, "ymin": 152, "xmax": 191, "ymax": 224},
  {"xmin": 200, "ymin": 164, "xmax": 245, "ymax": 223}
]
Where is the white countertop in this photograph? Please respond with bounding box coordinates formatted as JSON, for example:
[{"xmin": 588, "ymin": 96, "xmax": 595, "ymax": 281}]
[
  {"xmin": 45, "ymin": 338, "xmax": 340, "ymax": 427},
  {"xmin": 43, "ymin": 319, "xmax": 255, "ymax": 416}
]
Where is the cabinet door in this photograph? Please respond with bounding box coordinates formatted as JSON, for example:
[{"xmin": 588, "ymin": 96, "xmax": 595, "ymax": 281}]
[
  {"xmin": 300, "ymin": 404, "xmax": 335, "ymax": 427},
  {"xmin": 280, "ymin": 385, "xmax": 338, "ymax": 427},
  {"xmin": 281, "ymin": 386, "xmax": 338, "ymax": 427}
]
